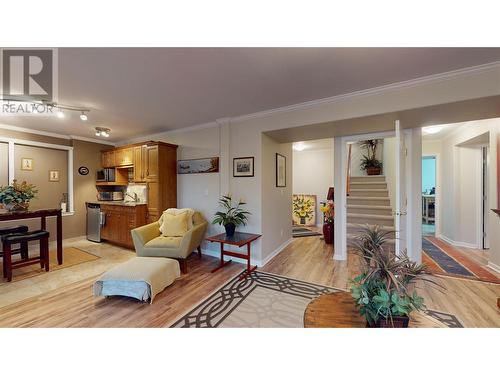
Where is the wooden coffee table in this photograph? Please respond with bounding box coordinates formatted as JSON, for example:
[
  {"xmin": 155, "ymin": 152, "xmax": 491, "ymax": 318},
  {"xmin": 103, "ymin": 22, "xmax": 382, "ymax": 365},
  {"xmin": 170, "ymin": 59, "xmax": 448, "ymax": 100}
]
[{"xmin": 304, "ymin": 291, "xmax": 447, "ymax": 328}]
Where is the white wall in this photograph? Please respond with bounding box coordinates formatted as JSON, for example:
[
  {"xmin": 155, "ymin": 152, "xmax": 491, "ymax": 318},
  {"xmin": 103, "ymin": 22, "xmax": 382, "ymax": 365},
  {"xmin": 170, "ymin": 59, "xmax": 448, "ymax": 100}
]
[
  {"xmin": 293, "ymin": 145, "xmax": 334, "ymax": 223},
  {"xmin": 262, "ymin": 135, "xmax": 293, "ymax": 263},
  {"xmin": 124, "ymin": 65, "xmax": 500, "ymax": 267},
  {"xmin": 144, "ymin": 126, "xmax": 223, "ymax": 253},
  {"xmin": 435, "ymin": 119, "xmax": 499, "ymax": 257}
]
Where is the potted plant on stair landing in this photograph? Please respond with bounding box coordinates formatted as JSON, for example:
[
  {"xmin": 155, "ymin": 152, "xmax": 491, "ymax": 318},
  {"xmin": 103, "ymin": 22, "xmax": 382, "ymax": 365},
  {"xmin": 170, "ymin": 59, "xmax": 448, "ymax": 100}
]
[
  {"xmin": 359, "ymin": 139, "xmax": 383, "ymax": 175},
  {"xmin": 212, "ymin": 194, "xmax": 251, "ymax": 237},
  {"xmin": 0, "ymin": 180, "xmax": 38, "ymax": 212},
  {"xmin": 349, "ymin": 225, "xmax": 440, "ymax": 327}
]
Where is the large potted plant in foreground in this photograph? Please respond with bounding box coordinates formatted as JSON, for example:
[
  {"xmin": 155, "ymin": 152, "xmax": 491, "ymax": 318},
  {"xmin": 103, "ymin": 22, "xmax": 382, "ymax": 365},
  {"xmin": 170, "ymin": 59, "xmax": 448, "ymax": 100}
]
[
  {"xmin": 359, "ymin": 139, "xmax": 383, "ymax": 175},
  {"xmin": 349, "ymin": 225, "xmax": 439, "ymax": 327},
  {"xmin": 212, "ymin": 195, "xmax": 251, "ymax": 237},
  {"xmin": 0, "ymin": 180, "xmax": 38, "ymax": 212}
]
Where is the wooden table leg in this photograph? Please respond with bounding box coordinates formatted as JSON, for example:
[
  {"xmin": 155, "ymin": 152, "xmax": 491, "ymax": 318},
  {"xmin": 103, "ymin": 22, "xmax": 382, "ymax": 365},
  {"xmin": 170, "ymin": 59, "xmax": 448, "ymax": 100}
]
[
  {"xmin": 211, "ymin": 242, "xmax": 232, "ymax": 273},
  {"xmin": 4, "ymin": 243, "xmax": 12, "ymax": 282},
  {"xmin": 239, "ymin": 242, "xmax": 257, "ymax": 280},
  {"xmin": 56, "ymin": 211, "xmax": 63, "ymax": 265}
]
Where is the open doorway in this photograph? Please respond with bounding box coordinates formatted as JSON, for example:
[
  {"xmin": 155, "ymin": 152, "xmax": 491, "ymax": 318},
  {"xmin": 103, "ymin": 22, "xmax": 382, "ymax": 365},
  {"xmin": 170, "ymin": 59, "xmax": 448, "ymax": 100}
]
[
  {"xmin": 422, "ymin": 156, "xmax": 436, "ymax": 236},
  {"xmin": 291, "ymin": 139, "xmax": 334, "ymax": 240}
]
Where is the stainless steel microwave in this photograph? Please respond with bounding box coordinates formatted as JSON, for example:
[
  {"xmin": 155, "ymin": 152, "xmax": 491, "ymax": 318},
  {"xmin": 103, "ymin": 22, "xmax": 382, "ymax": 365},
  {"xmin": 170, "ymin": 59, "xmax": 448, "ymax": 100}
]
[{"xmin": 96, "ymin": 168, "xmax": 115, "ymax": 182}]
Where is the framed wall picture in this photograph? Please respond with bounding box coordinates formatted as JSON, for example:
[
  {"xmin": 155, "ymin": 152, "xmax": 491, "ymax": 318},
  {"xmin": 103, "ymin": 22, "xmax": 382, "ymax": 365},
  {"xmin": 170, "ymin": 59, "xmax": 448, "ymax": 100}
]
[
  {"xmin": 233, "ymin": 157, "xmax": 254, "ymax": 177},
  {"xmin": 276, "ymin": 153, "xmax": 286, "ymax": 187},
  {"xmin": 178, "ymin": 157, "xmax": 219, "ymax": 174},
  {"xmin": 292, "ymin": 194, "xmax": 317, "ymax": 226},
  {"xmin": 21, "ymin": 158, "xmax": 33, "ymax": 171},
  {"xmin": 49, "ymin": 170, "xmax": 60, "ymax": 182}
]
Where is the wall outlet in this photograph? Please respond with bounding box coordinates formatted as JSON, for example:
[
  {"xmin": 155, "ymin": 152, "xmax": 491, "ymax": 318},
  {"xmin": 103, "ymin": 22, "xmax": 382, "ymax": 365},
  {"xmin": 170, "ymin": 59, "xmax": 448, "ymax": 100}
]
[
  {"xmin": 280, "ymin": 229, "xmax": 284, "ymax": 237},
  {"xmin": 203, "ymin": 189, "xmax": 209, "ymax": 196}
]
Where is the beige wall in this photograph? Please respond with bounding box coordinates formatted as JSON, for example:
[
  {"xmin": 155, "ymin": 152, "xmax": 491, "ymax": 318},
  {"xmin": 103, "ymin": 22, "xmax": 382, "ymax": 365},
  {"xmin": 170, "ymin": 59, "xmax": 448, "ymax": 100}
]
[
  {"xmin": 0, "ymin": 129, "xmax": 112, "ymax": 241},
  {"xmin": 0, "ymin": 142, "xmax": 8, "ymax": 186},
  {"xmin": 14, "ymin": 145, "xmax": 68, "ymax": 210},
  {"xmin": 293, "ymin": 146, "xmax": 334, "ymax": 223}
]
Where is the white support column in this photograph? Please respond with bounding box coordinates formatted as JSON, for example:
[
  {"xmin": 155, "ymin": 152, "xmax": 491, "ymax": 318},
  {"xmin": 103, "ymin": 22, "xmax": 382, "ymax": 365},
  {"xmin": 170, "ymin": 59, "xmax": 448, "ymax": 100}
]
[
  {"xmin": 334, "ymin": 136, "xmax": 347, "ymax": 260},
  {"xmin": 8, "ymin": 141, "xmax": 14, "ymax": 183},
  {"xmin": 407, "ymin": 128, "xmax": 422, "ymax": 263}
]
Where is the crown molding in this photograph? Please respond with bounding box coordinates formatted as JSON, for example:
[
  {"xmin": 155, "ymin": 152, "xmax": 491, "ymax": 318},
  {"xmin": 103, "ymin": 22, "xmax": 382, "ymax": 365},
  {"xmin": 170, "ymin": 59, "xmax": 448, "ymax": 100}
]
[
  {"xmin": 231, "ymin": 61, "xmax": 500, "ymax": 124},
  {"xmin": 120, "ymin": 121, "xmax": 219, "ymax": 145},
  {"xmin": 0, "ymin": 123, "xmax": 116, "ymax": 146}
]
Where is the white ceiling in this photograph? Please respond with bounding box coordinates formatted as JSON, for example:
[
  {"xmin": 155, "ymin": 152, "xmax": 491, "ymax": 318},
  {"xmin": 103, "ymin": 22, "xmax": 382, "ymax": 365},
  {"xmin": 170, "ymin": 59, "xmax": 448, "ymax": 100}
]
[
  {"xmin": 2, "ymin": 48, "xmax": 500, "ymax": 142},
  {"xmin": 293, "ymin": 138, "xmax": 333, "ymax": 151}
]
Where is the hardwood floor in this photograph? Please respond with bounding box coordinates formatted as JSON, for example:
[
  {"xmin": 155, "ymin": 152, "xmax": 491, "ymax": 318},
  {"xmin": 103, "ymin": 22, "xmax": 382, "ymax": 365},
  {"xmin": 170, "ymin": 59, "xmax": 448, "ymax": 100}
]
[{"xmin": 0, "ymin": 236, "xmax": 499, "ymax": 327}]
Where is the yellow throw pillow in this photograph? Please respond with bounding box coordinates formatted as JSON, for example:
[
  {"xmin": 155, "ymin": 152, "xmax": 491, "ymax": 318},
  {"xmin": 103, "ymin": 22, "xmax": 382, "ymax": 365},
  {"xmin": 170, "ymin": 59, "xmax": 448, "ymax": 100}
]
[{"xmin": 160, "ymin": 212, "xmax": 189, "ymax": 237}]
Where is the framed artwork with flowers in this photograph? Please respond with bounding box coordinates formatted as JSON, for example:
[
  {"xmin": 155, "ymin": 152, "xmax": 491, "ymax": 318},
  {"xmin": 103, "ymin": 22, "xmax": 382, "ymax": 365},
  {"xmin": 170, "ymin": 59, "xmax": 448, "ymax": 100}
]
[{"xmin": 292, "ymin": 194, "xmax": 317, "ymax": 226}]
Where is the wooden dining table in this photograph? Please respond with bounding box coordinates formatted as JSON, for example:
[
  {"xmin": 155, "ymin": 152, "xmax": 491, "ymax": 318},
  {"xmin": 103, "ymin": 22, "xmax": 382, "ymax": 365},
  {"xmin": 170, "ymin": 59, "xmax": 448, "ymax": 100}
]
[{"xmin": 0, "ymin": 208, "xmax": 63, "ymax": 264}]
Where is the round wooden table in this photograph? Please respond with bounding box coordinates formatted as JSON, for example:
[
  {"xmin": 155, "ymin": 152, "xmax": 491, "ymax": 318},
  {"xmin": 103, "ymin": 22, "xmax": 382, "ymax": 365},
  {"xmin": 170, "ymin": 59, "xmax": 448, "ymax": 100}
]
[{"xmin": 304, "ymin": 292, "xmax": 447, "ymax": 328}]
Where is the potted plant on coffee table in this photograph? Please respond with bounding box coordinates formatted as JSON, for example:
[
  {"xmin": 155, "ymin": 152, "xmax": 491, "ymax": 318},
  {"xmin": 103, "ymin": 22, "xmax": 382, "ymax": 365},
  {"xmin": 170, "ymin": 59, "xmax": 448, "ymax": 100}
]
[
  {"xmin": 349, "ymin": 225, "xmax": 440, "ymax": 327},
  {"xmin": 212, "ymin": 194, "xmax": 251, "ymax": 237},
  {"xmin": 359, "ymin": 139, "xmax": 383, "ymax": 175},
  {"xmin": 0, "ymin": 180, "xmax": 38, "ymax": 212}
]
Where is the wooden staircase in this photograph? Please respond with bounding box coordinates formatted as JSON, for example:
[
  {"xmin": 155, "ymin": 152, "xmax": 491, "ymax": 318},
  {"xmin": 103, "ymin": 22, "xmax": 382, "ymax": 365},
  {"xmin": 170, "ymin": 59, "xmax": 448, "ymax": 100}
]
[{"xmin": 346, "ymin": 175, "xmax": 395, "ymax": 240}]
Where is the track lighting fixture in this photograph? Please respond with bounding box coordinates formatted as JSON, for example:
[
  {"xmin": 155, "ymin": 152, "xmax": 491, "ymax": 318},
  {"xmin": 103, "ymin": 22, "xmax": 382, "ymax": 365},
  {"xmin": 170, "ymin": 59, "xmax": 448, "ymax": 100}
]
[{"xmin": 95, "ymin": 127, "xmax": 110, "ymax": 137}]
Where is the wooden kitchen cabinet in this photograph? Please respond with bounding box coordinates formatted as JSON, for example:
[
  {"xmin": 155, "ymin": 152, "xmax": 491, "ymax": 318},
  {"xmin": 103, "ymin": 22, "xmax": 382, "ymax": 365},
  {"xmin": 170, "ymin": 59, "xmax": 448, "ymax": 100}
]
[
  {"xmin": 100, "ymin": 204, "xmax": 148, "ymax": 248},
  {"xmin": 100, "ymin": 141, "xmax": 178, "ymax": 225},
  {"xmin": 133, "ymin": 145, "xmax": 147, "ymax": 182},
  {"xmin": 115, "ymin": 147, "xmax": 134, "ymax": 166},
  {"xmin": 101, "ymin": 150, "xmax": 116, "ymax": 168}
]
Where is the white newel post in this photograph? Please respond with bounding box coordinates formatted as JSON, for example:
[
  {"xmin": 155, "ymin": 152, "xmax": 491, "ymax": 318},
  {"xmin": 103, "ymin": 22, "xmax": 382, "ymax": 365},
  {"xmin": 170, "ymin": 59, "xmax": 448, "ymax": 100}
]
[{"xmin": 334, "ymin": 136, "xmax": 347, "ymax": 260}]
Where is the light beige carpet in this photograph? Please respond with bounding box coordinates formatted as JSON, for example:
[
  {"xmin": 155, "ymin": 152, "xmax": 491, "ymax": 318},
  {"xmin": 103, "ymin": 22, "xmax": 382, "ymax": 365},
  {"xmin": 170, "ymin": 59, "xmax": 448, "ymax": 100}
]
[{"xmin": 0, "ymin": 247, "xmax": 100, "ymax": 284}]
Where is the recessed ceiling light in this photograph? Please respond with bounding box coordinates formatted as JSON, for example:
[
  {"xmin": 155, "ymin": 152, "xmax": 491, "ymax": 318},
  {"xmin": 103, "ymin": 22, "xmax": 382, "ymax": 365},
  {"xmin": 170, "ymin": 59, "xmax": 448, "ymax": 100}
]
[
  {"xmin": 422, "ymin": 125, "xmax": 444, "ymax": 135},
  {"xmin": 80, "ymin": 112, "xmax": 88, "ymax": 121},
  {"xmin": 293, "ymin": 142, "xmax": 306, "ymax": 151}
]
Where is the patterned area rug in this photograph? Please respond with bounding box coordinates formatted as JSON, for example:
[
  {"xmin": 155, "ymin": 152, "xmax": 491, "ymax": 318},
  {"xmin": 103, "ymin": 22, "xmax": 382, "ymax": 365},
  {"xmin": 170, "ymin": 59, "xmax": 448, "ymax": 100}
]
[
  {"xmin": 422, "ymin": 237, "xmax": 500, "ymax": 284},
  {"xmin": 292, "ymin": 227, "xmax": 321, "ymax": 238},
  {"xmin": 171, "ymin": 271, "xmax": 463, "ymax": 328}
]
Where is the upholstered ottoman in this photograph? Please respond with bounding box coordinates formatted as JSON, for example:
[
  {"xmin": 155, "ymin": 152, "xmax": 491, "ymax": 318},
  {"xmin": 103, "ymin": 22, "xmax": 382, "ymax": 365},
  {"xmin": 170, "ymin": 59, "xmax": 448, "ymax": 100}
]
[{"xmin": 93, "ymin": 257, "xmax": 180, "ymax": 303}]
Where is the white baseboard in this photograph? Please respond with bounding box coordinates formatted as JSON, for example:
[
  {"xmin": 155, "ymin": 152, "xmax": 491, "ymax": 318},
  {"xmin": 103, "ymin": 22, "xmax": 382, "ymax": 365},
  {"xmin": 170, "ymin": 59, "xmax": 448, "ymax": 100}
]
[
  {"xmin": 261, "ymin": 238, "xmax": 293, "ymax": 267},
  {"xmin": 487, "ymin": 261, "xmax": 500, "ymax": 274},
  {"xmin": 200, "ymin": 237, "xmax": 293, "ymax": 268},
  {"xmin": 437, "ymin": 234, "xmax": 479, "ymax": 249}
]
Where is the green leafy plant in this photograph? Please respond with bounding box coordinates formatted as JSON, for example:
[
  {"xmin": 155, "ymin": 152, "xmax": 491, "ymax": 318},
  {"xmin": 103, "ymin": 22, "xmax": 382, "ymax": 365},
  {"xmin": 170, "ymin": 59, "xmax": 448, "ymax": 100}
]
[
  {"xmin": 212, "ymin": 195, "xmax": 251, "ymax": 226},
  {"xmin": 349, "ymin": 224, "xmax": 441, "ymax": 326},
  {"xmin": 0, "ymin": 180, "xmax": 38, "ymax": 209},
  {"xmin": 359, "ymin": 139, "xmax": 383, "ymax": 172}
]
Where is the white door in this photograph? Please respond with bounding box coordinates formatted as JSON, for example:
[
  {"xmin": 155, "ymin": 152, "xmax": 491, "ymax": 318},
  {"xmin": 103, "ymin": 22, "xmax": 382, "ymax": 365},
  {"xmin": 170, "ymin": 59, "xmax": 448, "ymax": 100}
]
[{"xmin": 395, "ymin": 120, "xmax": 408, "ymax": 255}]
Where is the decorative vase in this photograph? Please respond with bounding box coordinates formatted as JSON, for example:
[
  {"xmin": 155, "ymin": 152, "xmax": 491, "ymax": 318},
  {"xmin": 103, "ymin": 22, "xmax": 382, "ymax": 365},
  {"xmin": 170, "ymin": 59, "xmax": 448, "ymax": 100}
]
[
  {"xmin": 366, "ymin": 167, "xmax": 381, "ymax": 176},
  {"xmin": 224, "ymin": 223, "xmax": 236, "ymax": 237},
  {"xmin": 322, "ymin": 222, "xmax": 334, "ymax": 244},
  {"xmin": 4, "ymin": 202, "xmax": 30, "ymax": 212},
  {"xmin": 367, "ymin": 315, "xmax": 410, "ymax": 328}
]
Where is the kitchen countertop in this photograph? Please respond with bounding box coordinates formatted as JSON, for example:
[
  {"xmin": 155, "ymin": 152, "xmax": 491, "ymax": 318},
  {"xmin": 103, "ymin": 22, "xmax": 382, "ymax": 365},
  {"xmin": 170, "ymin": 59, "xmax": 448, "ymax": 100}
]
[{"xmin": 86, "ymin": 201, "xmax": 147, "ymax": 207}]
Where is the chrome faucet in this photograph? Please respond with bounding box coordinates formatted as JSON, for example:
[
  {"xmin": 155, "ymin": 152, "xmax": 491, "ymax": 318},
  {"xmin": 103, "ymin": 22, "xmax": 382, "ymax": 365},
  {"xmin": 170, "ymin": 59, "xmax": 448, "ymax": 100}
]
[{"xmin": 125, "ymin": 192, "xmax": 139, "ymax": 202}]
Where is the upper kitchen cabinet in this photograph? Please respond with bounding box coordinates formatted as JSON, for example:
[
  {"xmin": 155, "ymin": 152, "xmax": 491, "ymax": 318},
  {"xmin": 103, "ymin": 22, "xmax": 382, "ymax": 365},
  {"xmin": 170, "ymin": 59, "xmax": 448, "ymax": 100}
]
[
  {"xmin": 101, "ymin": 150, "xmax": 116, "ymax": 168},
  {"xmin": 115, "ymin": 147, "xmax": 134, "ymax": 167},
  {"xmin": 133, "ymin": 145, "xmax": 147, "ymax": 182}
]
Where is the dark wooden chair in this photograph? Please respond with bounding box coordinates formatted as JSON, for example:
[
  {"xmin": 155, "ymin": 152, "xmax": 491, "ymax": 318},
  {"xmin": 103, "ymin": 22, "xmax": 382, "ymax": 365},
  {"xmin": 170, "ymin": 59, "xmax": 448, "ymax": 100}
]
[
  {"xmin": 0, "ymin": 225, "xmax": 29, "ymax": 260},
  {"xmin": 2, "ymin": 230, "xmax": 50, "ymax": 282}
]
